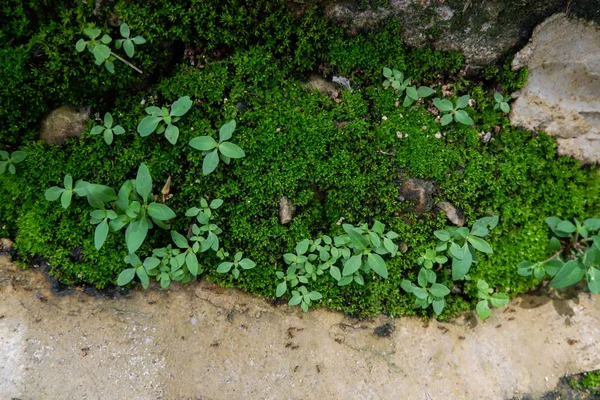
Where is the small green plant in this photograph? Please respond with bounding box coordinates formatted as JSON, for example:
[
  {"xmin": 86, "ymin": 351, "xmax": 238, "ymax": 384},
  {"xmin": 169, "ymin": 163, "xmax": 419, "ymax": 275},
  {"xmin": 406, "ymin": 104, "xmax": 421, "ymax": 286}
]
[
  {"xmin": 217, "ymin": 251, "xmax": 257, "ymax": 279},
  {"xmin": 288, "ymin": 286, "xmax": 323, "ymax": 312},
  {"xmin": 475, "ymin": 279, "xmax": 509, "ymax": 320},
  {"xmin": 518, "ymin": 216, "xmax": 600, "ymax": 294},
  {"xmin": 44, "ymin": 175, "xmax": 90, "ymax": 209},
  {"xmin": 189, "ymin": 120, "xmax": 246, "ymax": 175},
  {"xmin": 433, "ymin": 215, "xmax": 498, "ymax": 281},
  {"xmin": 75, "ymin": 24, "xmax": 144, "ymax": 74},
  {"xmin": 401, "ymin": 268, "xmax": 451, "ymax": 315},
  {"xmin": 117, "ymin": 253, "xmax": 153, "ymax": 289},
  {"xmin": 114, "ymin": 23, "xmax": 146, "ymax": 58},
  {"xmin": 184, "ymin": 198, "xmax": 224, "ymax": 251},
  {"xmin": 433, "ymin": 95, "xmax": 474, "ymax": 126},
  {"xmin": 0, "ymin": 150, "xmax": 26, "ymax": 175},
  {"xmin": 493, "ymin": 92, "xmax": 511, "ymax": 113},
  {"xmin": 90, "ymin": 112, "xmax": 125, "ymax": 145},
  {"xmin": 137, "ymin": 96, "xmax": 193, "ymax": 144},
  {"xmin": 382, "ymin": 67, "xmax": 434, "ymax": 106}
]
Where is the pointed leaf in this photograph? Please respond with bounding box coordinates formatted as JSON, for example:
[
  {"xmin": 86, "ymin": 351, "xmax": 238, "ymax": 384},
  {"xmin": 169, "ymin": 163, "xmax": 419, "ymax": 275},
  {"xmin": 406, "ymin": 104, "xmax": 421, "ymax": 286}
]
[
  {"xmin": 170, "ymin": 96, "xmax": 193, "ymax": 117},
  {"xmin": 219, "ymin": 120, "xmax": 236, "ymax": 142},
  {"xmin": 433, "ymin": 98, "xmax": 454, "ymax": 112},
  {"xmin": 45, "ymin": 187, "xmax": 64, "ymax": 201},
  {"xmin": 94, "ymin": 219, "xmax": 109, "ymax": 250},
  {"xmin": 467, "ymin": 236, "xmax": 493, "ymax": 254},
  {"xmin": 417, "ymin": 86, "xmax": 434, "ymax": 98},
  {"xmin": 203, "ymin": 149, "xmax": 220, "ymax": 175},
  {"xmin": 342, "ymin": 255, "xmax": 362, "ymax": 276},
  {"xmin": 454, "ymin": 110, "xmax": 474, "ymax": 125},
  {"xmin": 123, "ymin": 39, "xmax": 134, "ymax": 58},
  {"xmin": 549, "ymin": 259, "xmax": 585, "ymax": 288},
  {"xmin": 135, "ymin": 163, "xmax": 152, "ymax": 200},
  {"xmin": 219, "ymin": 142, "xmax": 246, "ymax": 159},
  {"xmin": 186, "ymin": 252, "xmax": 199, "ymax": 276},
  {"xmin": 137, "ymin": 116, "xmax": 162, "ymax": 136},
  {"xmin": 189, "ymin": 136, "xmax": 218, "ymax": 151},
  {"xmin": 117, "ymin": 268, "xmax": 136, "ymax": 286},
  {"xmin": 367, "ymin": 253, "xmax": 388, "ymax": 278},
  {"xmin": 125, "ymin": 217, "xmax": 149, "ymax": 254}
]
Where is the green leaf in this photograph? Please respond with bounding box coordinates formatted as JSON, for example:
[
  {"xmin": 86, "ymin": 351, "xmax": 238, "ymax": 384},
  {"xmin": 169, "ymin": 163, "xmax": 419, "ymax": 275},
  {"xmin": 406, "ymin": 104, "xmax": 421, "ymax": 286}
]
[
  {"xmin": 163, "ymin": 124, "xmax": 179, "ymax": 145},
  {"xmin": 417, "ymin": 86, "xmax": 434, "ymax": 98},
  {"xmin": 202, "ymin": 150, "xmax": 220, "ymax": 175},
  {"xmin": 584, "ymin": 245, "xmax": 600, "ymax": 267},
  {"xmin": 383, "ymin": 67, "xmax": 392, "ymax": 78},
  {"xmin": 433, "ymin": 98, "xmax": 454, "ymax": 112},
  {"xmin": 239, "ymin": 258, "xmax": 256, "ymax": 270},
  {"xmin": 467, "ymin": 236, "xmax": 493, "ymax": 254},
  {"xmin": 406, "ymin": 86, "xmax": 418, "ymax": 100},
  {"xmin": 171, "ymin": 231, "xmax": 188, "ymax": 249},
  {"xmin": 137, "ymin": 266, "xmax": 149, "ymax": 289},
  {"xmin": 451, "ymin": 244, "xmax": 473, "ymax": 280},
  {"xmin": 103, "ymin": 129, "xmax": 113, "ymax": 145},
  {"xmin": 60, "ymin": 190, "xmax": 73, "ymax": 209},
  {"xmin": 83, "ymin": 28, "xmax": 101, "ymax": 39},
  {"xmin": 584, "ymin": 218, "xmax": 600, "ymax": 231},
  {"xmin": 557, "ymin": 220, "xmax": 576, "ymax": 233},
  {"xmin": 100, "ymin": 34, "xmax": 112, "ymax": 44},
  {"xmin": 132, "ymin": 35, "xmax": 146, "ymax": 45},
  {"xmin": 296, "ymin": 239, "xmax": 311, "ymax": 255},
  {"xmin": 413, "ymin": 287, "xmax": 428, "ymax": 300},
  {"xmin": 101, "ymin": 112, "xmax": 113, "ymax": 129},
  {"xmin": 342, "ymin": 255, "xmax": 362, "ymax": 276},
  {"xmin": 500, "ymin": 102, "xmax": 510, "ymax": 113},
  {"xmin": 75, "ymin": 38, "xmax": 87, "ymax": 52},
  {"xmin": 401, "ymin": 280, "xmax": 414, "ymax": 293},
  {"xmin": 434, "ymin": 230, "xmax": 450, "ymax": 241},
  {"xmin": 123, "ymin": 39, "xmax": 134, "ymax": 58},
  {"xmin": 587, "ymin": 267, "xmax": 600, "ymax": 294},
  {"xmin": 367, "ymin": 253, "xmax": 388, "ymax": 278},
  {"xmin": 544, "ymin": 259, "xmax": 564, "ymax": 277},
  {"xmin": 217, "ymin": 262, "xmax": 233, "ymax": 273},
  {"xmin": 104, "ymin": 60, "xmax": 115, "ymax": 74},
  {"xmin": 117, "ymin": 268, "xmax": 136, "ymax": 286},
  {"xmin": 276, "ymin": 281, "xmax": 287, "ymax": 297},
  {"xmin": 94, "ymin": 219, "xmax": 109, "ymax": 250},
  {"xmin": 10, "ymin": 151, "xmax": 26, "ymax": 163},
  {"xmin": 186, "ymin": 252, "xmax": 199, "ymax": 276},
  {"xmin": 308, "ymin": 291, "xmax": 322, "ymax": 301},
  {"xmin": 92, "ymin": 44, "xmax": 111, "ymax": 62},
  {"xmin": 441, "ymin": 114, "xmax": 453, "ymax": 126},
  {"xmin": 490, "ymin": 293, "xmax": 509, "ymax": 307},
  {"xmin": 549, "ymin": 259, "xmax": 585, "ymax": 288},
  {"xmin": 113, "ymin": 125, "xmax": 125, "ymax": 135},
  {"xmin": 430, "ymin": 283, "xmax": 450, "ymax": 298},
  {"xmin": 548, "ymin": 237, "xmax": 561, "ymax": 252},
  {"xmin": 119, "ymin": 23, "xmax": 130, "ymax": 38},
  {"xmin": 125, "ymin": 253, "xmax": 142, "ymax": 267},
  {"xmin": 219, "ymin": 120, "xmax": 236, "ymax": 142},
  {"xmin": 517, "ymin": 260, "xmax": 535, "ymax": 276},
  {"xmin": 135, "ymin": 163, "xmax": 152, "ymax": 200},
  {"xmin": 454, "ymin": 110, "xmax": 474, "ymax": 125},
  {"xmin": 143, "ymin": 256, "xmax": 160, "ymax": 271},
  {"xmin": 417, "ymin": 267, "xmax": 428, "ymax": 287},
  {"xmin": 125, "ymin": 217, "xmax": 149, "ymax": 254},
  {"xmin": 137, "ymin": 116, "xmax": 162, "ymax": 137},
  {"xmin": 330, "ymin": 266, "xmax": 341, "ymax": 281},
  {"xmin": 432, "ymin": 298, "xmax": 446, "ymax": 315},
  {"xmin": 170, "ymin": 96, "xmax": 193, "ymax": 117},
  {"xmin": 219, "ymin": 142, "xmax": 246, "ymax": 159},
  {"xmin": 288, "ymin": 295, "xmax": 302, "ymax": 306},
  {"xmin": 456, "ymin": 95, "xmax": 470, "ymax": 109},
  {"xmin": 494, "ymin": 92, "xmax": 503, "ymax": 102},
  {"xmin": 476, "ymin": 300, "xmax": 491, "ymax": 320},
  {"xmin": 63, "ymin": 175, "xmax": 73, "ymax": 190},
  {"xmin": 45, "ymin": 186, "xmax": 64, "ymax": 201}
]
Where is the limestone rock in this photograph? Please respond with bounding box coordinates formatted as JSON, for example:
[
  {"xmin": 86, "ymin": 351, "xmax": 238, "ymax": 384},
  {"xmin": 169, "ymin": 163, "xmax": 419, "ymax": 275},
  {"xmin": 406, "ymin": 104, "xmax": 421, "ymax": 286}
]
[
  {"xmin": 510, "ymin": 14, "xmax": 600, "ymax": 163},
  {"xmin": 279, "ymin": 196, "xmax": 296, "ymax": 225},
  {"xmin": 436, "ymin": 201, "xmax": 465, "ymax": 227},
  {"xmin": 40, "ymin": 105, "xmax": 90, "ymax": 145}
]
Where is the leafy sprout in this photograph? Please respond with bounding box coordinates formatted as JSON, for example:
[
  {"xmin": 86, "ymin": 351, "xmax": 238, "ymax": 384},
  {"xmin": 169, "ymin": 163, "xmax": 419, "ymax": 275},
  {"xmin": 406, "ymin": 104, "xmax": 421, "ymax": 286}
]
[
  {"xmin": 475, "ymin": 280, "xmax": 509, "ymax": 320},
  {"xmin": 90, "ymin": 112, "xmax": 125, "ymax": 145},
  {"xmin": 401, "ymin": 268, "xmax": 451, "ymax": 315},
  {"xmin": 217, "ymin": 251, "xmax": 256, "ymax": 279},
  {"xmin": 493, "ymin": 92, "xmax": 511, "ymax": 113},
  {"xmin": 382, "ymin": 67, "xmax": 434, "ymax": 107},
  {"xmin": 137, "ymin": 96, "xmax": 193, "ymax": 144},
  {"xmin": 433, "ymin": 95, "xmax": 474, "ymax": 126},
  {"xmin": 114, "ymin": 23, "xmax": 146, "ymax": 58},
  {"xmin": 0, "ymin": 150, "xmax": 26, "ymax": 175},
  {"xmin": 189, "ymin": 120, "xmax": 246, "ymax": 175}
]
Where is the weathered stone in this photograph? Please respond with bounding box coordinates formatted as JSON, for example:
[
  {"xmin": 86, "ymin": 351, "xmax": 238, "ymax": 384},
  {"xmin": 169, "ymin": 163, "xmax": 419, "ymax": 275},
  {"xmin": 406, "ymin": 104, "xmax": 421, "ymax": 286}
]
[
  {"xmin": 510, "ymin": 14, "xmax": 600, "ymax": 163},
  {"xmin": 279, "ymin": 196, "xmax": 296, "ymax": 225},
  {"xmin": 398, "ymin": 178, "xmax": 435, "ymax": 214},
  {"xmin": 0, "ymin": 238, "xmax": 14, "ymax": 251},
  {"xmin": 303, "ymin": 75, "xmax": 339, "ymax": 97},
  {"xmin": 436, "ymin": 201, "xmax": 465, "ymax": 227},
  {"xmin": 39, "ymin": 105, "xmax": 90, "ymax": 145}
]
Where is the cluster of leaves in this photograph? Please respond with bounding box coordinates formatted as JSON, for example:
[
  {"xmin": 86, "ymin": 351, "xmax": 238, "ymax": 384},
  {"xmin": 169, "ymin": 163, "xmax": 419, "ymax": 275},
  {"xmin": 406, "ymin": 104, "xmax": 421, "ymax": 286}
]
[
  {"xmin": 475, "ymin": 279, "xmax": 509, "ymax": 320},
  {"xmin": 137, "ymin": 96, "xmax": 193, "ymax": 145},
  {"xmin": 90, "ymin": 112, "xmax": 125, "ymax": 145},
  {"xmin": 382, "ymin": 67, "xmax": 434, "ymax": 107},
  {"xmin": 45, "ymin": 163, "xmax": 176, "ymax": 254},
  {"xmin": 0, "ymin": 150, "xmax": 26, "ymax": 175},
  {"xmin": 518, "ymin": 216, "xmax": 600, "ymax": 294},
  {"xmin": 276, "ymin": 221, "xmax": 399, "ymax": 311},
  {"xmin": 433, "ymin": 96, "xmax": 474, "ymax": 126},
  {"xmin": 75, "ymin": 23, "xmax": 145, "ymax": 73},
  {"xmin": 402, "ymin": 216, "xmax": 502, "ymax": 318},
  {"xmin": 189, "ymin": 120, "xmax": 246, "ymax": 175},
  {"xmin": 493, "ymin": 92, "xmax": 511, "ymax": 113}
]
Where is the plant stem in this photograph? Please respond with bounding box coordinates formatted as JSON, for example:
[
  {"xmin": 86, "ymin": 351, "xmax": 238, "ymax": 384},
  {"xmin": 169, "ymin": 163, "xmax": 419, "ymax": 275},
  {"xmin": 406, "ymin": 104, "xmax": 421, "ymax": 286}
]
[{"xmin": 110, "ymin": 51, "xmax": 143, "ymax": 74}]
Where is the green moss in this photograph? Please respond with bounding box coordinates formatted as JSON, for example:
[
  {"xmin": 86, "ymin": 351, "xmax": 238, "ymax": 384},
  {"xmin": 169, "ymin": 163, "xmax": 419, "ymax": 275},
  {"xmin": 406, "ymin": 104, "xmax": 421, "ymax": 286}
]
[{"xmin": 0, "ymin": 1, "xmax": 598, "ymax": 317}]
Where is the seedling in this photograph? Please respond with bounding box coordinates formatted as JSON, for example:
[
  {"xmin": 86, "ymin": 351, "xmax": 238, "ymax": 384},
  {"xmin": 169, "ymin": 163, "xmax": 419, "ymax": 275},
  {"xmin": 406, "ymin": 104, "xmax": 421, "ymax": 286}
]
[
  {"xmin": 0, "ymin": 150, "xmax": 26, "ymax": 175},
  {"xmin": 475, "ymin": 279, "xmax": 509, "ymax": 320},
  {"xmin": 189, "ymin": 120, "xmax": 246, "ymax": 175},
  {"xmin": 217, "ymin": 251, "xmax": 256, "ymax": 279},
  {"xmin": 382, "ymin": 68, "xmax": 434, "ymax": 107},
  {"xmin": 493, "ymin": 92, "xmax": 511, "ymax": 113},
  {"xmin": 401, "ymin": 268, "xmax": 451, "ymax": 315},
  {"xmin": 433, "ymin": 95, "xmax": 474, "ymax": 126},
  {"xmin": 90, "ymin": 112, "xmax": 125, "ymax": 145},
  {"xmin": 137, "ymin": 96, "xmax": 193, "ymax": 144}
]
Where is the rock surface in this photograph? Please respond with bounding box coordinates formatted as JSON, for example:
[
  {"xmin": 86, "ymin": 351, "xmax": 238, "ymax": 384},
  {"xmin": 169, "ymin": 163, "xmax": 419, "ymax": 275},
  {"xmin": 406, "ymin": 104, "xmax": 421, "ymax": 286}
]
[
  {"xmin": 324, "ymin": 0, "xmax": 599, "ymax": 69},
  {"xmin": 1, "ymin": 256, "xmax": 599, "ymax": 399},
  {"xmin": 398, "ymin": 178, "xmax": 435, "ymax": 214},
  {"xmin": 279, "ymin": 196, "xmax": 296, "ymax": 224},
  {"xmin": 510, "ymin": 14, "xmax": 600, "ymax": 163},
  {"xmin": 39, "ymin": 105, "xmax": 90, "ymax": 145},
  {"xmin": 436, "ymin": 201, "xmax": 465, "ymax": 226}
]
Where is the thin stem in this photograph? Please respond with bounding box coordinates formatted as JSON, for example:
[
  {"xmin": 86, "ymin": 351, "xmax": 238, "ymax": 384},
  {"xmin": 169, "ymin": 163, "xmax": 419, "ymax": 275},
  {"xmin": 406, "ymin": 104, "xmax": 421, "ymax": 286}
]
[{"xmin": 110, "ymin": 51, "xmax": 143, "ymax": 74}]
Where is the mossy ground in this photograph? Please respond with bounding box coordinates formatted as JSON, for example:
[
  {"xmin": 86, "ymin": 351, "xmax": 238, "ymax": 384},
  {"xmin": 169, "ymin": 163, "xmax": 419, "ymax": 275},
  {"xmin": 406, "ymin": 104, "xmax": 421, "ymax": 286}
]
[{"xmin": 0, "ymin": 0, "xmax": 598, "ymax": 318}]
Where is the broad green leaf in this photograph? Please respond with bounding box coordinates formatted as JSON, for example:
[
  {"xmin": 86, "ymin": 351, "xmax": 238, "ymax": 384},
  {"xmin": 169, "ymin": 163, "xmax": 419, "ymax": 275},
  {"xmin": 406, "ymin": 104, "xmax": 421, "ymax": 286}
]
[
  {"xmin": 135, "ymin": 163, "xmax": 152, "ymax": 200},
  {"xmin": 186, "ymin": 252, "xmax": 199, "ymax": 276},
  {"xmin": 587, "ymin": 267, "xmax": 600, "ymax": 294},
  {"xmin": 0, "ymin": 161, "xmax": 6, "ymax": 174},
  {"xmin": 117, "ymin": 268, "xmax": 136, "ymax": 286},
  {"xmin": 132, "ymin": 35, "xmax": 146, "ymax": 45},
  {"xmin": 63, "ymin": 175, "xmax": 73, "ymax": 190},
  {"xmin": 584, "ymin": 218, "xmax": 600, "ymax": 231},
  {"xmin": 210, "ymin": 199, "xmax": 223, "ymax": 209},
  {"xmin": 104, "ymin": 60, "xmax": 115, "ymax": 74},
  {"xmin": 500, "ymin": 102, "xmax": 510, "ymax": 113},
  {"xmin": 494, "ymin": 92, "xmax": 504, "ymax": 102},
  {"xmin": 113, "ymin": 125, "xmax": 125, "ymax": 135},
  {"xmin": 296, "ymin": 239, "xmax": 311, "ymax": 255},
  {"xmin": 276, "ymin": 281, "xmax": 287, "ymax": 297},
  {"xmin": 517, "ymin": 260, "xmax": 535, "ymax": 276},
  {"xmin": 219, "ymin": 142, "xmax": 246, "ymax": 159},
  {"xmin": 137, "ymin": 266, "xmax": 149, "ymax": 289},
  {"xmin": 449, "ymin": 242, "xmax": 463, "ymax": 260},
  {"xmin": 451, "ymin": 244, "xmax": 472, "ymax": 280},
  {"xmin": 549, "ymin": 259, "xmax": 585, "ymax": 289},
  {"xmin": 456, "ymin": 95, "xmax": 470, "ymax": 109},
  {"xmin": 75, "ymin": 38, "xmax": 87, "ymax": 52},
  {"xmin": 171, "ymin": 231, "xmax": 188, "ymax": 249},
  {"xmin": 8, "ymin": 164, "xmax": 15, "ymax": 174},
  {"xmin": 202, "ymin": 149, "xmax": 220, "ymax": 175},
  {"xmin": 93, "ymin": 43, "xmax": 111, "ymax": 62},
  {"xmin": 137, "ymin": 116, "xmax": 162, "ymax": 136},
  {"xmin": 413, "ymin": 287, "xmax": 428, "ymax": 300},
  {"xmin": 308, "ymin": 291, "xmax": 322, "ymax": 301},
  {"xmin": 476, "ymin": 300, "xmax": 491, "ymax": 320},
  {"xmin": 368, "ymin": 231, "xmax": 381, "ymax": 248},
  {"xmin": 434, "ymin": 230, "xmax": 450, "ymax": 242},
  {"xmin": 143, "ymin": 256, "xmax": 161, "ymax": 271},
  {"xmin": 342, "ymin": 255, "xmax": 362, "ymax": 276},
  {"xmin": 430, "ymin": 283, "xmax": 450, "ymax": 298},
  {"xmin": 391, "ymin": 80, "xmax": 401, "ymax": 90},
  {"xmin": 103, "ymin": 112, "xmax": 113, "ymax": 128},
  {"xmin": 544, "ymin": 259, "xmax": 564, "ymax": 277},
  {"xmin": 406, "ymin": 86, "xmax": 418, "ymax": 100},
  {"xmin": 330, "ymin": 266, "xmax": 341, "ymax": 281},
  {"xmin": 125, "ymin": 217, "xmax": 149, "ymax": 254},
  {"xmin": 441, "ymin": 114, "xmax": 453, "ymax": 126},
  {"xmin": 45, "ymin": 186, "xmax": 64, "ymax": 201},
  {"xmin": 185, "ymin": 207, "xmax": 200, "ymax": 217},
  {"xmin": 164, "ymin": 124, "xmax": 179, "ymax": 145},
  {"xmin": 454, "ymin": 110, "xmax": 474, "ymax": 125},
  {"xmin": 383, "ymin": 67, "xmax": 392, "ymax": 78},
  {"xmin": 400, "ymin": 280, "xmax": 413, "ymax": 293},
  {"xmin": 60, "ymin": 190, "xmax": 73, "ymax": 209},
  {"xmin": 288, "ymin": 295, "xmax": 302, "ymax": 306},
  {"xmin": 467, "ymin": 236, "xmax": 493, "ymax": 254},
  {"xmin": 83, "ymin": 28, "xmax": 101, "ymax": 39},
  {"xmin": 103, "ymin": 129, "xmax": 113, "ymax": 145},
  {"xmin": 125, "ymin": 253, "xmax": 142, "ymax": 267},
  {"xmin": 477, "ymin": 279, "xmax": 489, "ymax": 292},
  {"xmin": 584, "ymin": 245, "xmax": 600, "ymax": 267},
  {"xmin": 417, "ymin": 86, "xmax": 434, "ymax": 98},
  {"xmin": 94, "ymin": 218, "xmax": 109, "ymax": 250},
  {"xmin": 490, "ymin": 293, "xmax": 509, "ymax": 307},
  {"xmin": 367, "ymin": 253, "xmax": 388, "ymax": 278},
  {"xmin": 557, "ymin": 220, "xmax": 576, "ymax": 233},
  {"xmin": 433, "ymin": 98, "xmax": 454, "ymax": 112},
  {"xmin": 219, "ymin": 120, "xmax": 236, "ymax": 142},
  {"xmin": 170, "ymin": 96, "xmax": 192, "ymax": 117},
  {"xmin": 10, "ymin": 151, "xmax": 26, "ymax": 163},
  {"xmin": 418, "ymin": 267, "xmax": 428, "ymax": 287},
  {"xmin": 217, "ymin": 262, "xmax": 233, "ymax": 273},
  {"xmin": 432, "ymin": 298, "xmax": 446, "ymax": 315},
  {"xmin": 239, "ymin": 258, "xmax": 256, "ymax": 270},
  {"xmin": 548, "ymin": 237, "xmax": 561, "ymax": 252},
  {"xmin": 123, "ymin": 39, "xmax": 134, "ymax": 58}
]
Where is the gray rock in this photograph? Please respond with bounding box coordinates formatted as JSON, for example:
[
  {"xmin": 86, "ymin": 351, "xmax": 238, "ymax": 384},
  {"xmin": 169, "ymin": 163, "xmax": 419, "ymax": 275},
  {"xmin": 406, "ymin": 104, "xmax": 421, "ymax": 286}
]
[
  {"xmin": 279, "ymin": 196, "xmax": 296, "ymax": 225},
  {"xmin": 332, "ymin": 76, "xmax": 352, "ymax": 91},
  {"xmin": 40, "ymin": 105, "xmax": 90, "ymax": 145},
  {"xmin": 304, "ymin": 75, "xmax": 339, "ymax": 97},
  {"xmin": 436, "ymin": 201, "xmax": 465, "ymax": 227},
  {"xmin": 510, "ymin": 14, "xmax": 600, "ymax": 163}
]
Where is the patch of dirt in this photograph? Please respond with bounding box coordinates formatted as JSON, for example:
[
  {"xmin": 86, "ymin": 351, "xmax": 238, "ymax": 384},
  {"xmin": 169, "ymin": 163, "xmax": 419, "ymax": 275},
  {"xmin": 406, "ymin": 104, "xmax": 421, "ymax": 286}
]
[{"xmin": 1, "ymin": 255, "xmax": 599, "ymax": 399}]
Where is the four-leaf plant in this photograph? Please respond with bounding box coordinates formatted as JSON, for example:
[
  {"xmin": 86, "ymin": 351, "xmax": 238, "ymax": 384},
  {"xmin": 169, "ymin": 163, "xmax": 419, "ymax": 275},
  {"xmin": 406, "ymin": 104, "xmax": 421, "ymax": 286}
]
[
  {"xmin": 90, "ymin": 112, "xmax": 125, "ymax": 145},
  {"xmin": 137, "ymin": 96, "xmax": 193, "ymax": 144},
  {"xmin": 189, "ymin": 120, "xmax": 246, "ymax": 175},
  {"xmin": 0, "ymin": 150, "xmax": 26, "ymax": 175},
  {"xmin": 433, "ymin": 95, "xmax": 474, "ymax": 126}
]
